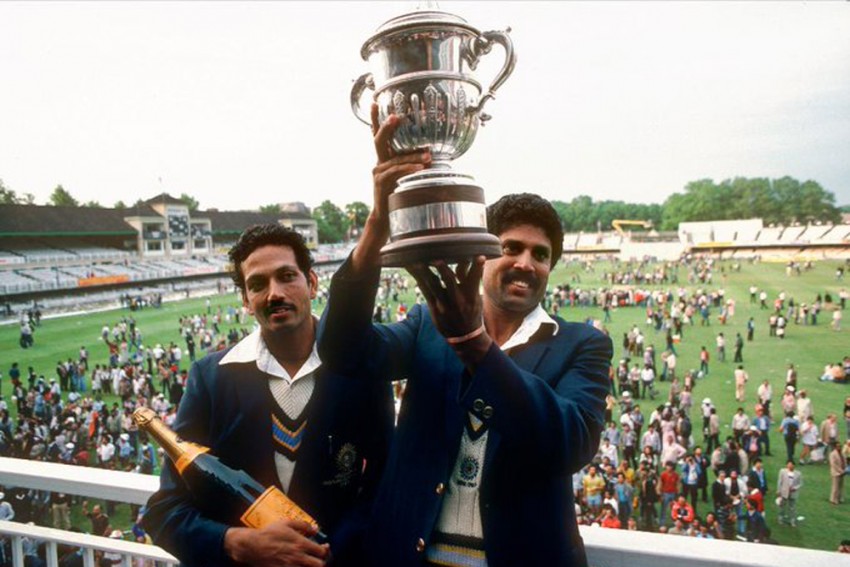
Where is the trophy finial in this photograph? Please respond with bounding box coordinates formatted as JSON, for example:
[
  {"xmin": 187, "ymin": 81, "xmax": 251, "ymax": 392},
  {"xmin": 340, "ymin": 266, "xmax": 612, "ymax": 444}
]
[{"xmin": 415, "ymin": 0, "xmax": 441, "ymax": 11}]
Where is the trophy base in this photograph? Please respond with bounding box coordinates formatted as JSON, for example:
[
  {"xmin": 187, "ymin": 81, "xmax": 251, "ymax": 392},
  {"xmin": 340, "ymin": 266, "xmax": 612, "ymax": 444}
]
[
  {"xmin": 380, "ymin": 169, "xmax": 501, "ymax": 267},
  {"xmin": 380, "ymin": 232, "xmax": 502, "ymax": 267}
]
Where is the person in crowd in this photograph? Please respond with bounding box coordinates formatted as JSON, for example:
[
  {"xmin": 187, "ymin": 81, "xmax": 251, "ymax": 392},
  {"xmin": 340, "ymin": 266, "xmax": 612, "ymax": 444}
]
[
  {"xmin": 744, "ymin": 497, "xmax": 768, "ymax": 543},
  {"xmin": 796, "ymin": 389, "xmax": 813, "ymax": 421},
  {"xmin": 820, "ymin": 413, "xmax": 839, "ymax": 445},
  {"xmin": 829, "ymin": 441, "xmax": 846, "ymax": 505},
  {"xmin": 680, "ymin": 454, "xmax": 701, "ymax": 511},
  {"xmin": 81, "ymin": 501, "xmax": 111, "ymax": 537},
  {"xmin": 724, "ymin": 469, "xmax": 748, "ymax": 535},
  {"xmin": 779, "ymin": 411, "xmax": 800, "ymax": 464},
  {"xmin": 639, "ymin": 469, "xmax": 660, "ymax": 530},
  {"xmin": 658, "ymin": 461, "xmax": 680, "ymax": 527},
  {"xmin": 747, "ymin": 458, "xmax": 768, "ymax": 499},
  {"xmin": 777, "ymin": 460, "xmax": 803, "ymax": 527},
  {"xmin": 0, "ymin": 492, "xmax": 14, "ymax": 521},
  {"xmin": 670, "ymin": 495, "xmax": 695, "ymax": 528},
  {"xmin": 715, "ymin": 333, "xmax": 725, "ymax": 363},
  {"xmin": 733, "ymin": 333, "xmax": 744, "ymax": 363}
]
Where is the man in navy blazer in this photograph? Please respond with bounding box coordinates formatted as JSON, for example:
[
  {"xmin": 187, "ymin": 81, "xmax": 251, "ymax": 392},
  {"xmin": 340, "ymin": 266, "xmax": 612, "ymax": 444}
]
[
  {"xmin": 144, "ymin": 225, "xmax": 393, "ymax": 567},
  {"xmin": 318, "ymin": 110, "xmax": 613, "ymax": 567}
]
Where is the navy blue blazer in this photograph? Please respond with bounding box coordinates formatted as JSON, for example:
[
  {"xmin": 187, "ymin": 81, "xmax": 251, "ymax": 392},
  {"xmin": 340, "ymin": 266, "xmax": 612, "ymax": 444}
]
[
  {"xmin": 319, "ymin": 262, "xmax": 613, "ymax": 567},
  {"xmin": 143, "ymin": 346, "xmax": 394, "ymax": 567}
]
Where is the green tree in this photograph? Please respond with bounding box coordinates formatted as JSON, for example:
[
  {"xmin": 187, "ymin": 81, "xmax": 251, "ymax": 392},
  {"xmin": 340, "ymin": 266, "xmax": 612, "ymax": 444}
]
[
  {"xmin": 114, "ymin": 200, "xmax": 127, "ymax": 209},
  {"xmin": 21, "ymin": 193, "xmax": 36, "ymax": 205},
  {"xmin": 345, "ymin": 201, "xmax": 370, "ymax": 236},
  {"xmin": 552, "ymin": 195, "xmax": 596, "ymax": 231},
  {"xmin": 659, "ymin": 176, "xmax": 840, "ymax": 228},
  {"xmin": 49, "ymin": 185, "xmax": 79, "ymax": 207},
  {"xmin": 179, "ymin": 193, "xmax": 200, "ymax": 212},
  {"xmin": 552, "ymin": 196, "xmax": 661, "ymax": 232},
  {"xmin": 797, "ymin": 180, "xmax": 841, "ymax": 223},
  {"xmin": 259, "ymin": 203, "xmax": 281, "ymax": 214},
  {"xmin": 83, "ymin": 200, "xmax": 102, "ymax": 208},
  {"xmin": 312, "ymin": 200, "xmax": 349, "ymax": 243},
  {"xmin": 0, "ymin": 179, "xmax": 19, "ymax": 204}
]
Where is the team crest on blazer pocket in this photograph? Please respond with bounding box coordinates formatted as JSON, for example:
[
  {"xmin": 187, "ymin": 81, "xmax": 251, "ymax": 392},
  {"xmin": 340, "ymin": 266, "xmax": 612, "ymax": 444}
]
[{"xmin": 323, "ymin": 442, "xmax": 358, "ymax": 487}]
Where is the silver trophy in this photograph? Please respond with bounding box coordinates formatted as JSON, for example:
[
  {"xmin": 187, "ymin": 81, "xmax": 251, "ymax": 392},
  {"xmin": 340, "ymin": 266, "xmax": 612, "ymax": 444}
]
[{"xmin": 351, "ymin": 8, "xmax": 516, "ymax": 266}]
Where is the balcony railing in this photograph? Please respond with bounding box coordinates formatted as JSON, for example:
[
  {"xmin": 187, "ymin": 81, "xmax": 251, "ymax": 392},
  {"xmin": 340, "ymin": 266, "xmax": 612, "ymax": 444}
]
[
  {"xmin": 0, "ymin": 457, "xmax": 176, "ymax": 567},
  {"xmin": 0, "ymin": 457, "xmax": 839, "ymax": 567}
]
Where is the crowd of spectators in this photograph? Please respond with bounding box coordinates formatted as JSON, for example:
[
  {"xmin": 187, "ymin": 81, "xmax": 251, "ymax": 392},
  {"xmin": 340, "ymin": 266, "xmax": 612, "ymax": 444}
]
[
  {"xmin": 560, "ymin": 259, "xmax": 850, "ymax": 547},
  {"xmin": 2, "ymin": 256, "xmax": 849, "ymax": 561},
  {"xmin": 0, "ymin": 304, "xmax": 256, "ymax": 566}
]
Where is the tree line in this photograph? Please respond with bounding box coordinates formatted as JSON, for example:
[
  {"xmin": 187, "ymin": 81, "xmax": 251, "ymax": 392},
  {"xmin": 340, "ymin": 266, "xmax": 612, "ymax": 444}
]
[
  {"xmin": 554, "ymin": 176, "xmax": 842, "ymax": 232},
  {"xmin": 2, "ymin": 175, "xmax": 844, "ymax": 242}
]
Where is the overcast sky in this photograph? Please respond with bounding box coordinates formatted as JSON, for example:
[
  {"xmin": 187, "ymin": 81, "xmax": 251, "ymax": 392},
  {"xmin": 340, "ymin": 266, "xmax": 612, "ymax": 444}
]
[{"xmin": 1, "ymin": 1, "xmax": 848, "ymax": 213}]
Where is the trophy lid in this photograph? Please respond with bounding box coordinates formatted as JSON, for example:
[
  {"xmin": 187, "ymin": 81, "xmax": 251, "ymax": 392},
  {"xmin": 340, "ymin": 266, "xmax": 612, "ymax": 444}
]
[{"xmin": 361, "ymin": 9, "xmax": 480, "ymax": 59}]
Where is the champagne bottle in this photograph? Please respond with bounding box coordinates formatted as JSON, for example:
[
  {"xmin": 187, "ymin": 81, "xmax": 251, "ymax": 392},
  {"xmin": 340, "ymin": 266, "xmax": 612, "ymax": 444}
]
[{"xmin": 133, "ymin": 407, "xmax": 328, "ymax": 543}]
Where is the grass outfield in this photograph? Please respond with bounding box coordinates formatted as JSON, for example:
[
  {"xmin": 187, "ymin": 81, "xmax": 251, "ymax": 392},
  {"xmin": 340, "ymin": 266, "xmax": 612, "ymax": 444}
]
[{"xmin": 1, "ymin": 259, "xmax": 849, "ymax": 551}]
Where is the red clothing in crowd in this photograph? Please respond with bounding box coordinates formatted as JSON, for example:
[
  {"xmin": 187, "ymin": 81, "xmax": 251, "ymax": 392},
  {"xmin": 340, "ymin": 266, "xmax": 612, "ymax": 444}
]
[
  {"xmin": 670, "ymin": 501, "xmax": 695, "ymax": 524},
  {"xmin": 748, "ymin": 491, "xmax": 764, "ymax": 513},
  {"xmin": 660, "ymin": 470, "xmax": 680, "ymax": 494},
  {"xmin": 601, "ymin": 515, "xmax": 622, "ymax": 529}
]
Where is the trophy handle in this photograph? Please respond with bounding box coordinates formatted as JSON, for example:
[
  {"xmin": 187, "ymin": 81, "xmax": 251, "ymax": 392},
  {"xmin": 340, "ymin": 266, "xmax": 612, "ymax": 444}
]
[
  {"xmin": 465, "ymin": 28, "xmax": 516, "ymax": 122},
  {"xmin": 350, "ymin": 72, "xmax": 375, "ymax": 126}
]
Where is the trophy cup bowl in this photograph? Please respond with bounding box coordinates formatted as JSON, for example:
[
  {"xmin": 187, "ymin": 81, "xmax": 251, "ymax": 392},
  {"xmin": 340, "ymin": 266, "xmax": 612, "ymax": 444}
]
[{"xmin": 351, "ymin": 9, "xmax": 516, "ymax": 266}]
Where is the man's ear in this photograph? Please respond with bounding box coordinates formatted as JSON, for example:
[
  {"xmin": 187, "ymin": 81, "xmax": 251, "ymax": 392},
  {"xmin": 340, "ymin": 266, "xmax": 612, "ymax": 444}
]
[
  {"xmin": 241, "ymin": 290, "xmax": 253, "ymax": 315},
  {"xmin": 308, "ymin": 269, "xmax": 319, "ymax": 300}
]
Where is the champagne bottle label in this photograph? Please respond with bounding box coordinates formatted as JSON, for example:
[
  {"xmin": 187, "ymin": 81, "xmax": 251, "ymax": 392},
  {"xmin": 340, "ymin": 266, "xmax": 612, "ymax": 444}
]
[
  {"xmin": 174, "ymin": 443, "xmax": 209, "ymax": 474},
  {"xmin": 240, "ymin": 486, "xmax": 319, "ymax": 529}
]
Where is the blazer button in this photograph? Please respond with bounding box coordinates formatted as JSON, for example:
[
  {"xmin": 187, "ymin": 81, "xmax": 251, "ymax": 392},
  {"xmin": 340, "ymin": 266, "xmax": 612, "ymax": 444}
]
[
  {"xmin": 415, "ymin": 538, "xmax": 426, "ymax": 552},
  {"xmin": 473, "ymin": 399, "xmax": 485, "ymax": 412},
  {"xmin": 436, "ymin": 482, "xmax": 445, "ymax": 495},
  {"xmin": 482, "ymin": 406, "xmax": 494, "ymax": 419}
]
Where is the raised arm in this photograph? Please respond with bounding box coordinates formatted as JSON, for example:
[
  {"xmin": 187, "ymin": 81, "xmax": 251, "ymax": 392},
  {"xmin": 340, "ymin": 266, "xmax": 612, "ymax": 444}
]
[{"xmin": 350, "ymin": 104, "xmax": 431, "ymax": 276}]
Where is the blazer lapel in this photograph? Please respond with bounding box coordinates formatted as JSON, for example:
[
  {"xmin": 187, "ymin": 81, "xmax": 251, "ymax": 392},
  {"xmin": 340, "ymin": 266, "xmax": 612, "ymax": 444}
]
[
  {"xmin": 483, "ymin": 339, "xmax": 553, "ymax": 475},
  {"xmin": 509, "ymin": 341, "xmax": 553, "ymax": 383},
  {"xmin": 443, "ymin": 350, "xmax": 465, "ymax": 474}
]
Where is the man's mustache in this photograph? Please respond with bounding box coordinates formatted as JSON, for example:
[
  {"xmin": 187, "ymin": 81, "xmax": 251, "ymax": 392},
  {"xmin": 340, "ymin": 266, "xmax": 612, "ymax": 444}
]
[
  {"xmin": 264, "ymin": 300, "xmax": 296, "ymax": 316},
  {"xmin": 502, "ymin": 271, "xmax": 538, "ymax": 287}
]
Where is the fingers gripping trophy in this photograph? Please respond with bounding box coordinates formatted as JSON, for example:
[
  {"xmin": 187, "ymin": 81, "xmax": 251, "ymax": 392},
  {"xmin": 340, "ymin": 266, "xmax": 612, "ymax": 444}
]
[{"xmin": 351, "ymin": 6, "xmax": 516, "ymax": 266}]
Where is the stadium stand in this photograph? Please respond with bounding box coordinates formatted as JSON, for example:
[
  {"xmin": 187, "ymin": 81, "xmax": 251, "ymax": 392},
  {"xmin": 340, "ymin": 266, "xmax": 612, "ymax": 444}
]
[
  {"xmin": 779, "ymin": 225, "xmax": 807, "ymax": 243},
  {"xmin": 0, "ymin": 195, "xmax": 322, "ymax": 305},
  {"xmin": 560, "ymin": 217, "xmax": 850, "ymax": 263},
  {"xmin": 576, "ymin": 232, "xmax": 601, "ymax": 247},
  {"xmin": 755, "ymin": 226, "xmax": 783, "ymax": 244},
  {"xmin": 0, "ymin": 271, "xmax": 39, "ymax": 294},
  {"xmin": 0, "ymin": 250, "xmax": 25, "ymax": 266}
]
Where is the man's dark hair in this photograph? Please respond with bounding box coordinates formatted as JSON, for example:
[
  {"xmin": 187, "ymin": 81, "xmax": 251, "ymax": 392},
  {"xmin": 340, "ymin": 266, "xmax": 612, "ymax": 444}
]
[
  {"xmin": 228, "ymin": 224, "xmax": 313, "ymax": 294},
  {"xmin": 486, "ymin": 193, "xmax": 563, "ymax": 268}
]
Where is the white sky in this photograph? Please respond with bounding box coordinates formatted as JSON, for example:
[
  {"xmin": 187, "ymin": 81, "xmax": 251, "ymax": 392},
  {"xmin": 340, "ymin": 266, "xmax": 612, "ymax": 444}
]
[{"xmin": 1, "ymin": 1, "xmax": 849, "ymax": 212}]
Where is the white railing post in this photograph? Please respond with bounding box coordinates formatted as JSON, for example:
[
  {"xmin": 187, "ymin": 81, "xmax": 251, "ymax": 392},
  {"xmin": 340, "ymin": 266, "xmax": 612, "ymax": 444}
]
[
  {"xmin": 45, "ymin": 541, "xmax": 59, "ymax": 567},
  {"xmin": 10, "ymin": 535, "xmax": 24, "ymax": 567}
]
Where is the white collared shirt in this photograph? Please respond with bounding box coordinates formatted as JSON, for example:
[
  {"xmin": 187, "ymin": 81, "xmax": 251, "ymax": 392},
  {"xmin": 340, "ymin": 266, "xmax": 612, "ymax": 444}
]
[
  {"xmin": 220, "ymin": 328, "xmax": 321, "ymax": 384},
  {"xmin": 219, "ymin": 326, "xmax": 320, "ymax": 492},
  {"xmin": 499, "ymin": 304, "xmax": 559, "ymax": 351}
]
